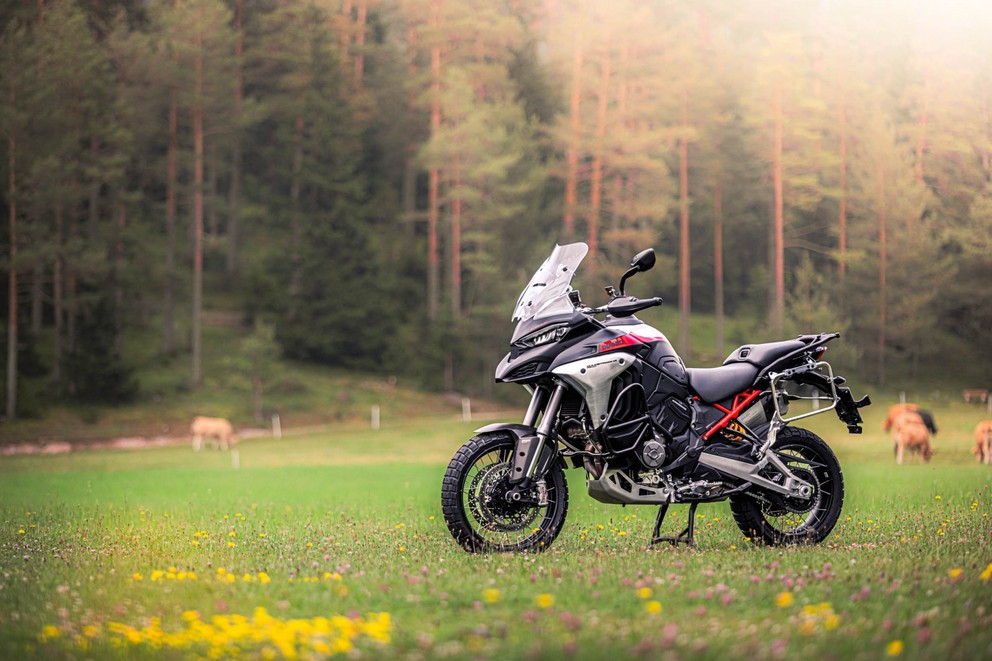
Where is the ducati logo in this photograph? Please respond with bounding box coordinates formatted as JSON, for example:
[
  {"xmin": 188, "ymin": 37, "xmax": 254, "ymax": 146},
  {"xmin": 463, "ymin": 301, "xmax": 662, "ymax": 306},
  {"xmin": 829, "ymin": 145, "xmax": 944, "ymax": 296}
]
[{"xmin": 598, "ymin": 337, "xmax": 627, "ymax": 352}]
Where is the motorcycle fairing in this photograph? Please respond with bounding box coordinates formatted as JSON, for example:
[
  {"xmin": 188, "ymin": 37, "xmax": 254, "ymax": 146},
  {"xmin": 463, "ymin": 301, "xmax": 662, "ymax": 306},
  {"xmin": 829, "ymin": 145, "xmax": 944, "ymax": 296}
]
[{"xmin": 552, "ymin": 352, "xmax": 638, "ymax": 427}]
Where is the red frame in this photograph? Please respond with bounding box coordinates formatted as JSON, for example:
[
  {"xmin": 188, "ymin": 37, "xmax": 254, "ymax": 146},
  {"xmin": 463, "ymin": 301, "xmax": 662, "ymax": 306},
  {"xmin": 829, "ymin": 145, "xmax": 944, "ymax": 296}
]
[{"xmin": 702, "ymin": 388, "xmax": 763, "ymax": 441}]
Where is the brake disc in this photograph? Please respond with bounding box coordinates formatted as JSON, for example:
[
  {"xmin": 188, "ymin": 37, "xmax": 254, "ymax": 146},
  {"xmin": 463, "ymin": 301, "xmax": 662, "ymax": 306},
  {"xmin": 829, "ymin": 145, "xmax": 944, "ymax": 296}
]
[{"xmin": 467, "ymin": 462, "xmax": 540, "ymax": 533}]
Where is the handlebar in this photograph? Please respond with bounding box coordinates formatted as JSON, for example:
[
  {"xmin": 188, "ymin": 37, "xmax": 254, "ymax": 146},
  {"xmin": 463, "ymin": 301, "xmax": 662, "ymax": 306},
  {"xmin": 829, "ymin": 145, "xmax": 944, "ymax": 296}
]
[
  {"xmin": 579, "ymin": 296, "xmax": 663, "ymax": 317},
  {"xmin": 607, "ymin": 296, "xmax": 663, "ymax": 317}
]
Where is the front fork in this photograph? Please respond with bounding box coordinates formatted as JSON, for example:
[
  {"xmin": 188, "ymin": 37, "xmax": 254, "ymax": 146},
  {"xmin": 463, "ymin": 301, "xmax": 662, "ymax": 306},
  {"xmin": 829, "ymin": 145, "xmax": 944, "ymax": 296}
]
[{"xmin": 506, "ymin": 383, "xmax": 566, "ymax": 502}]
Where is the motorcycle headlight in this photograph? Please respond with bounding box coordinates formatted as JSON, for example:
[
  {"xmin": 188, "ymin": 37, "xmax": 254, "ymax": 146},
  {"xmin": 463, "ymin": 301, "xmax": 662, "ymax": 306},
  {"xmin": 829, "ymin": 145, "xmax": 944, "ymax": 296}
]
[{"xmin": 517, "ymin": 325, "xmax": 568, "ymax": 348}]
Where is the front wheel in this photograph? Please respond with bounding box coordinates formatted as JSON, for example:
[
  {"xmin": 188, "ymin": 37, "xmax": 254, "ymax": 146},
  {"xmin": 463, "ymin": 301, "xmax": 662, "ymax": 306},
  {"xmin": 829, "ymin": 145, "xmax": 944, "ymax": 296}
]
[
  {"xmin": 729, "ymin": 427, "xmax": 844, "ymax": 546},
  {"xmin": 441, "ymin": 432, "xmax": 569, "ymax": 552}
]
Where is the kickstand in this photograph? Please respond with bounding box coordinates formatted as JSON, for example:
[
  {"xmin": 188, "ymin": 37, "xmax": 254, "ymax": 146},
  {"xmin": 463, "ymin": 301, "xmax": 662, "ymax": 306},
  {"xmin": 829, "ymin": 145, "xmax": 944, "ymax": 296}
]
[{"xmin": 650, "ymin": 502, "xmax": 698, "ymax": 547}]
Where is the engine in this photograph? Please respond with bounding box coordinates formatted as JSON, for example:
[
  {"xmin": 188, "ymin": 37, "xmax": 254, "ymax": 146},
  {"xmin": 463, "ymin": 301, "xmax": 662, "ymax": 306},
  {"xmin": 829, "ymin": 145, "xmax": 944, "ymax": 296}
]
[{"xmin": 558, "ymin": 371, "xmax": 683, "ymax": 477}]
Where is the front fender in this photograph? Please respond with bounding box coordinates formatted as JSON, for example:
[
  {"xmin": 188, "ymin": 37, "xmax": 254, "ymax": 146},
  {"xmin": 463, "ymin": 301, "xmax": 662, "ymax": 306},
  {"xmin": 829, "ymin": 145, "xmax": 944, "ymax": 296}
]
[
  {"xmin": 475, "ymin": 422, "xmax": 538, "ymax": 437},
  {"xmin": 474, "ymin": 423, "xmax": 562, "ymax": 485}
]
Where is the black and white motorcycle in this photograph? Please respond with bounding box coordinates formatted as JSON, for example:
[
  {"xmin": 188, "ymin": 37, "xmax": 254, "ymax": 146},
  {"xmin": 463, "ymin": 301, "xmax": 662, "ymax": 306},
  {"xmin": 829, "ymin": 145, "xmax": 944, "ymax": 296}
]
[{"xmin": 441, "ymin": 242, "xmax": 870, "ymax": 552}]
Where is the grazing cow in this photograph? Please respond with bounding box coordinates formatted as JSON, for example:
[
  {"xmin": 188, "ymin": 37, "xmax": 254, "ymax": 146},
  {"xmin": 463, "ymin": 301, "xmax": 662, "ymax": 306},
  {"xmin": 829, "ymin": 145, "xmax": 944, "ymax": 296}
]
[
  {"xmin": 191, "ymin": 416, "xmax": 239, "ymax": 451},
  {"xmin": 973, "ymin": 420, "xmax": 992, "ymax": 465},
  {"xmin": 882, "ymin": 403, "xmax": 938, "ymax": 435},
  {"xmin": 889, "ymin": 410, "xmax": 933, "ymax": 464}
]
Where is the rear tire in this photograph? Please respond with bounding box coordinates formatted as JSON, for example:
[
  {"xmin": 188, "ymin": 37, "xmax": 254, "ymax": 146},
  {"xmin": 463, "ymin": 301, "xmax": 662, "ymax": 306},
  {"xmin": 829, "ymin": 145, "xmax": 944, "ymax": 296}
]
[
  {"xmin": 730, "ymin": 427, "xmax": 844, "ymax": 546},
  {"xmin": 441, "ymin": 432, "xmax": 568, "ymax": 552}
]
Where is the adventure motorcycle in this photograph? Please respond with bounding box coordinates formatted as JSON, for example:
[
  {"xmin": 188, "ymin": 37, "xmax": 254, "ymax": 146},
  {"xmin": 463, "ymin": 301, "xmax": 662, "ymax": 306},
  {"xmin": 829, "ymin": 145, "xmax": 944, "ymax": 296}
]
[{"xmin": 441, "ymin": 242, "xmax": 870, "ymax": 552}]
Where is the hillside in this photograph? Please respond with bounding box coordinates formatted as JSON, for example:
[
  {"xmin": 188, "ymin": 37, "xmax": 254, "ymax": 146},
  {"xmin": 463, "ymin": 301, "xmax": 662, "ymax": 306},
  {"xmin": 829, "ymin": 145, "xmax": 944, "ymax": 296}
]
[{"xmin": 0, "ymin": 319, "xmax": 516, "ymax": 449}]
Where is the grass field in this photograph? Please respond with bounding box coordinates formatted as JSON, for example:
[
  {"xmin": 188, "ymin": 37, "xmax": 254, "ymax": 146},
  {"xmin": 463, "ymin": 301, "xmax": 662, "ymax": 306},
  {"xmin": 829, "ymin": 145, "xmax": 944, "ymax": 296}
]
[{"xmin": 1, "ymin": 400, "xmax": 991, "ymax": 660}]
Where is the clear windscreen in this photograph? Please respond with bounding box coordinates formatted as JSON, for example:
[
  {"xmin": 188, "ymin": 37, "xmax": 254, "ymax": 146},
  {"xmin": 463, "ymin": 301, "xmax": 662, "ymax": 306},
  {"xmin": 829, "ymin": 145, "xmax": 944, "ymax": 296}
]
[{"xmin": 511, "ymin": 242, "xmax": 588, "ymax": 321}]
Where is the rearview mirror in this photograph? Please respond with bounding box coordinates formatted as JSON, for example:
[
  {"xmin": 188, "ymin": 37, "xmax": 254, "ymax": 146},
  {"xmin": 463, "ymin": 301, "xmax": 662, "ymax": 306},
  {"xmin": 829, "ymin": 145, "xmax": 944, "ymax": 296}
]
[
  {"xmin": 617, "ymin": 248, "xmax": 656, "ymax": 296},
  {"xmin": 630, "ymin": 249, "xmax": 656, "ymax": 272}
]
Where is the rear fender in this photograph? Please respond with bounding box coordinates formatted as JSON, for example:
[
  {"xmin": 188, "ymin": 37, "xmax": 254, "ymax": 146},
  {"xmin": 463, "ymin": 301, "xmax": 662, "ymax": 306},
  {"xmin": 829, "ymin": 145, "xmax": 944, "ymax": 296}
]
[{"xmin": 475, "ymin": 423, "xmax": 562, "ymax": 485}]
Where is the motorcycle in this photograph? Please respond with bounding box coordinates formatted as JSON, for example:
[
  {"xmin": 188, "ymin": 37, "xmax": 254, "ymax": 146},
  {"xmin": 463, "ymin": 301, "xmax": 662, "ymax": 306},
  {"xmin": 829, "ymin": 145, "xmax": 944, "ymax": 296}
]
[{"xmin": 441, "ymin": 242, "xmax": 870, "ymax": 552}]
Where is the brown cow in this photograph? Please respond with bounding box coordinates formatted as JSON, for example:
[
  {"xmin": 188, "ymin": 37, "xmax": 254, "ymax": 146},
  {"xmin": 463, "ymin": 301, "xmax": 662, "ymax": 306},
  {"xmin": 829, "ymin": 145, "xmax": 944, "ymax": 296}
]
[
  {"xmin": 882, "ymin": 403, "xmax": 920, "ymax": 432},
  {"xmin": 882, "ymin": 403, "xmax": 938, "ymax": 435},
  {"xmin": 191, "ymin": 416, "xmax": 239, "ymax": 451},
  {"xmin": 889, "ymin": 410, "xmax": 933, "ymax": 464},
  {"xmin": 973, "ymin": 420, "xmax": 992, "ymax": 465}
]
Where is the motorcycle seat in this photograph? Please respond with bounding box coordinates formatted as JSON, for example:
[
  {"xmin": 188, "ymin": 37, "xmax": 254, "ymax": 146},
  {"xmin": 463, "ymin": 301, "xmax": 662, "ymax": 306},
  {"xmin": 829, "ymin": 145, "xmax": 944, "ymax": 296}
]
[
  {"xmin": 722, "ymin": 339, "xmax": 807, "ymax": 369},
  {"xmin": 686, "ymin": 363, "xmax": 759, "ymax": 404}
]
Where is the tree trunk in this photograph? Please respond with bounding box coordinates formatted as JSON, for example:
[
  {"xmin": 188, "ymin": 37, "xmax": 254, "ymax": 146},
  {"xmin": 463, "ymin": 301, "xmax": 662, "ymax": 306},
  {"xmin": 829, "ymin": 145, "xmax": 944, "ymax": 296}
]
[
  {"xmin": 588, "ymin": 44, "xmax": 610, "ymax": 259},
  {"xmin": 163, "ymin": 88, "xmax": 178, "ymax": 354},
  {"xmin": 401, "ymin": 26, "xmax": 418, "ymax": 243},
  {"xmin": 838, "ymin": 96, "xmax": 847, "ymax": 283},
  {"xmin": 563, "ymin": 32, "xmax": 582, "ymax": 239},
  {"xmin": 226, "ymin": 0, "xmax": 244, "ymax": 277},
  {"xmin": 191, "ymin": 39, "xmax": 204, "ymax": 389},
  {"xmin": 288, "ymin": 116, "xmax": 304, "ymax": 306},
  {"xmin": 114, "ymin": 201, "xmax": 125, "ymax": 361},
  {"xmin": 450, "ymin": 164, "xmax": 462, "ymax": 319},
  {"xmin": 30, "ymin": 264, "xmax": 42, "ymax": 335},
  {"xmin": 714, "ymin": 179, "xmax": 724, "ymax": 359},
  {"xmin": 340, "ymin": 0, "xmax": 352, "ymax": 68},
  {"xmin": 915, "ymin": 74, "xmax": 928, "ymax": 186},
  {"xmin": 877, "ymin": 162, "xmax": 887, "ymax": 386},
  {"xmin": 53, "ymin": 204, "xmax": 63, "ymax": 382},
  {"xmin": 6, "ymin": 136, "xmax": 18, "ymax": 421},
  {"xmin": 427, "ymin": 0, "xmax": 442, "ymax": 321},
  {"xmin": 354, "ymin": 0, "xmax": 367, "ymax": 88},
  {"xmin": 678, "ymin": 88, "xmax": 691, "ymax": 356},
  {"xmin": 771, "ymin": 85, "xmax": 785, "ymax": 336}
]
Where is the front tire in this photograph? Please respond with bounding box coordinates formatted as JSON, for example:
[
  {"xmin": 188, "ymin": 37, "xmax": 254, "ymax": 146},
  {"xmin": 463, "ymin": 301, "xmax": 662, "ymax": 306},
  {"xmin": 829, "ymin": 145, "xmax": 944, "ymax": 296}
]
[
  {"xmin": 441, "ymin": 432, "xmax": 569, "ymax": 552},
  {"xmin": 730, "ymin": 427, "xmax": 844, "ymax": 546}
]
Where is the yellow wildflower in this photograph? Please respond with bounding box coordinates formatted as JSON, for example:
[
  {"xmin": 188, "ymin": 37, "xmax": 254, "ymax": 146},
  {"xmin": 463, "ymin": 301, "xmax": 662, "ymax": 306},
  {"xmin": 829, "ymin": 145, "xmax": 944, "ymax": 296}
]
[
  {"xmin": 535, "ymin": 593, "xmax": 555, "ymax": 609},
  {"xmin": 645, "ymin": 600, "xmax": 663, "ymax": 615},
  {"xmin": 636, "ymin": 587, "xmax": 653, "ymax": 599},
  {"xmin": 482, "ymin": 588, "xmax": 502, "ymax": 604},
  {"xmin": 886, "ymin": 640, "xmax": 904, "ymax": 657},
  {"xmin": 775, "ymin": 591, "xmax": 794, "ymax": 608},
  {"xmin": 39, "ymin": 625, "xmax": 60, "ymax": 641}
]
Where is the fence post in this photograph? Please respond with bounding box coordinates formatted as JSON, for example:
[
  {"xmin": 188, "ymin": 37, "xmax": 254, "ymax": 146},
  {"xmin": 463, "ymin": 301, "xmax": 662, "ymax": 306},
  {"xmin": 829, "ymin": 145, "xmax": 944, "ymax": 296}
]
[
  {"xmin": 271, "ymin": 414, "xmax": 282, "ymax": 440},
  {"xmin": 371, "ymin": 405, "xmax": 380, "ymax": 430},
  {"xmin": 462, "ymin": 397, "xmax": 472, "ymax": 422}
]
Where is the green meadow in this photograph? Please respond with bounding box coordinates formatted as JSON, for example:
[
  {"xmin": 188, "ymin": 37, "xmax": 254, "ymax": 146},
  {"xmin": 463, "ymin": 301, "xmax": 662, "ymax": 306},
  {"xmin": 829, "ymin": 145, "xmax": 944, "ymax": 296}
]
[{"xmin": 1, "ymin": 401, "xmax": 991, "ymax": 660}]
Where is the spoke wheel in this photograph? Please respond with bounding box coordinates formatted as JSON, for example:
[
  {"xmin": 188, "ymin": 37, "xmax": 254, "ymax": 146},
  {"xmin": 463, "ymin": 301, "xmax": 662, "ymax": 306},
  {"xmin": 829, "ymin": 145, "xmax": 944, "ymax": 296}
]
[
  {"xmin": 730, "ymin": 427, "xmax": 844, "ymax": 546},
  {"xmin": 441, "ymin": 432, "xmax": 568, "ymax": 553}
]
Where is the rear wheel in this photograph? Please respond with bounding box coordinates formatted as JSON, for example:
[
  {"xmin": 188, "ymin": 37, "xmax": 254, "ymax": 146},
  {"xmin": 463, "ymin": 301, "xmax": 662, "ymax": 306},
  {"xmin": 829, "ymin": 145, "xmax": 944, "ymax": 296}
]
[
  {"xmin": 730, "ymin": 427, "xmax": 844, "ymax": 546},
  {"xmin": 441, "ymin": 432, "xmax": 568, "ymax": 552}
]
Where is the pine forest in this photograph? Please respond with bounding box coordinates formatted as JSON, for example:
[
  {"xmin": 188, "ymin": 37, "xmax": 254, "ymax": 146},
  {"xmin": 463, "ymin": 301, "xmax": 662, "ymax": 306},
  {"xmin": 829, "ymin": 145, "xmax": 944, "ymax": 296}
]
[{"xmin": 2, "ymin": 0, "xmax": 992, "ymax": 419}]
